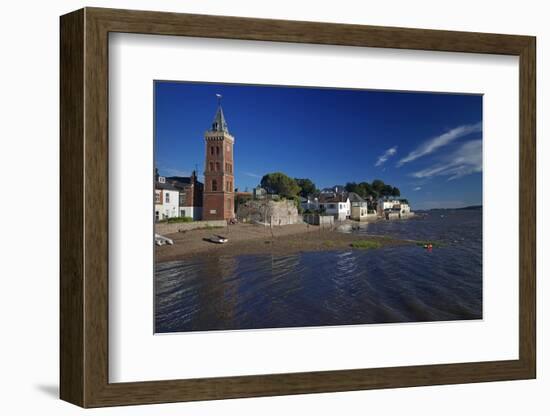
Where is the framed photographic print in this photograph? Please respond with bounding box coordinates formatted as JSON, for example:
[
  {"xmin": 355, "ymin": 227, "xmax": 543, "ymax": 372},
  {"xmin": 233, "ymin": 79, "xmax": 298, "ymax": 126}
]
[{"xmin": 60, "ymin": 7, "xmax": 536, "ymax": 407}]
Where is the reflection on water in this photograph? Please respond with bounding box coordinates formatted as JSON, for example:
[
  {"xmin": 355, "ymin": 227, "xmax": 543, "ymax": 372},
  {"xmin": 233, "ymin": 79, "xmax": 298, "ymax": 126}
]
[{"xmin": 155, "ymin": 209, "xmax": 482, "ymax": 333}]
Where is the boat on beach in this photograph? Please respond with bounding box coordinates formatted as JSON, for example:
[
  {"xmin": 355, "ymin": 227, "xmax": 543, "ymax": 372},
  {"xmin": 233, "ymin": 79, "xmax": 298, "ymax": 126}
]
[
  {"xmin": 155, "ymin": 233, "xmax": 174, "ymax": 246},
  {"xmin": 209, "ymin": 235, "xmax": 229, "ymax": 244}
]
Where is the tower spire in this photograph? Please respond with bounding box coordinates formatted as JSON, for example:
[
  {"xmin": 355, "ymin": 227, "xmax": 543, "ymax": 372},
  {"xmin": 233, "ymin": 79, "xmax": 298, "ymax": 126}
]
[{"xmin": 211, "ymin": 94, "xmax": 229, "ymax": 133}]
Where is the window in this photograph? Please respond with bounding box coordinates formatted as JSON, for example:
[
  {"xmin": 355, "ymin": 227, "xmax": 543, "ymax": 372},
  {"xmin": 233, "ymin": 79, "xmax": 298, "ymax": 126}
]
[
  {"xmin": 155, "ymin": 192, "xmax": 161, "ymax": 203},
  {"xmin": 165, "ymin": 193, "xmax": 170, "ymax": 203},
  {"xmin": 209, "ymin": 162, "xmax": 214, "ymax": 171},
  {"xmin": 155, "ymin": 211, "xmax": 159, "ymax": 221},
  {"xmin": 212, "ymin": 180, "xmax": 218, "ymax": 191},
  {"xmin": 216, "ymin": 162, "xmax": 220, "ymax": 171},
  {"xmin": 216, "ymin": 146, "xmax": 220, "ymax": 156},
  {"xmin": 210, "ymin": 146, "xmax": 214, "ymax": 155}
]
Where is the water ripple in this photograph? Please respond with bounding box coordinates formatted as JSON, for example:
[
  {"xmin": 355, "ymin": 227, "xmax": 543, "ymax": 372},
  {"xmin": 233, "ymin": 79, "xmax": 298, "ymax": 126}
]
[{"xmin": 155, "ymin": 209, "xmax": 482, "ymax": 332}]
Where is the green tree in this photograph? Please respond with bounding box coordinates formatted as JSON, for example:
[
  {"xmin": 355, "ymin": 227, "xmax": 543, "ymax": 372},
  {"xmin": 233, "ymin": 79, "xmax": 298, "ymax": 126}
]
[
  {"xmin": 295, "ymin": 178, "xmax": 317, "ymax": 197},
  {"xmin": 380, "ymin": 184, "xmax": 394, "ymax": 197},
  {"xmin": 359, "ymin": 182, "xmax": 374, "ymax": 198},
  {"xmin": 371, "ymin": 179, "xmax": 385, "ymax": 193},
  {"xmin": 260, "ymin": 172, "xmax": 301, "ymax": 197},
  {"xmin": 347, "ymin": 181, "xmax": 377, "ymax": 199},
  {"xmin": 345, "ymin": 182, "xmax": 360, "ymax": 195},
  {"xmin": 391, "ymin": 186, "xmax": 401, "ymax": 197}
]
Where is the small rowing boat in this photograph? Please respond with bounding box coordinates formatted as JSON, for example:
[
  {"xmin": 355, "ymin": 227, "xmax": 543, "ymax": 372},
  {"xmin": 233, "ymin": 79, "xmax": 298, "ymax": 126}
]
[
  {"xmin": 210, "ymin": 235, "xmax": 229, "ymax": 244},
  {"xmin": 155, "ymin": 233, "xmax": 174, "ymax": 246}
]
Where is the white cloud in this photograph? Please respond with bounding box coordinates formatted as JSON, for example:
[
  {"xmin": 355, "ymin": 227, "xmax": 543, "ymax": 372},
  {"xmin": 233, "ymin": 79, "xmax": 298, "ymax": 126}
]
[
  {"xmin": 397, "ymin": 122, "xmax": 481, "ymax": 167},
  {"xmin": 161, "ymin": 168, "xmax": 192, "ymax": 177},
  {"xmin": 413, "ymin": 186, "xmax": 422, "ymax": 191},
  {"xmin": 411, "ymin": 140, "xmax": 482, "ymax": 181},
  {"xmin": 243, "ymin": 171, "xmax": 262, "ymax": 179},
  {"xmin": 375, "ymin": 146, "xmax": 397, "ymax": 166}
]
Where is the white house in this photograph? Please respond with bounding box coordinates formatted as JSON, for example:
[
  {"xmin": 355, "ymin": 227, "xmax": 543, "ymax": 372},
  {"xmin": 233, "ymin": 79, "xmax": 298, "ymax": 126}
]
[
  {"xmin": 377, "ymin": 198, "xmax": 398, "ymax": 216},
  {"xmin": 167, "ymin": 171, "xmax": 204, "ymax": 221},
  {"xmin": 349, "ymin": 192, "xmax": 375, "ymax": 221},
  {"xmin": 319, "ymin": 194, "xmax": 350, "ymax": 221},
  {"xmin": 377, "ymin": 197, "xmax": 412, "ymax": 218},
  {"xmin": 154, "ymin": 177, "xmax": 180, "ymax": 221},
  {"xmin": 300, "ymin": 195, "xmax": 319, "ymax": 212},
  {"xmin": 399, "ymin": 202, "xmax": 411, "ymax": 215}
]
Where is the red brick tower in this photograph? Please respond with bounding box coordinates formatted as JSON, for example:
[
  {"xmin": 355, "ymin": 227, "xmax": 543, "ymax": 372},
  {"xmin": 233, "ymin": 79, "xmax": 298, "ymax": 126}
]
[{"xmin": 203, "ymin": 96, "xmax": 235, "ymax": 220}]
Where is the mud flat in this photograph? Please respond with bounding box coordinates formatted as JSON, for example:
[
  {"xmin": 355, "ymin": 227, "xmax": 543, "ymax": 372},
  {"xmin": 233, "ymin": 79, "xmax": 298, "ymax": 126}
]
[{"xmin": 155, "ymin": 222, "xmax": 414, "ymax": 262}]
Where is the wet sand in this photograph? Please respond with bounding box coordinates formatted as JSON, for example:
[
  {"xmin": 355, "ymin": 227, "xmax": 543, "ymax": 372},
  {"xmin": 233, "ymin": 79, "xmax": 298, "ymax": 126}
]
[{"xmin": 155, "ymin": 223, "xmax": 414, "ymax": 262}]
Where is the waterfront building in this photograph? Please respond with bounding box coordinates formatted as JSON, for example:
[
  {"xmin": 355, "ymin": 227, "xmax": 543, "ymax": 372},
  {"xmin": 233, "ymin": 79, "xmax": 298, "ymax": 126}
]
[
  {"xmin": 300, "ymin": 195, "xmax": 319, "ymax": 212},
  {"xmin": 349, "ymin": 192, "xmax": 371, "ymax": 221},
  {"xmin": 319, "ymin": 193, "xmax": 351, "ymax": 221},
  {"xmin": 154, "ymin": 176, "xmax": 180, "ymax": 221},
  {"xmin": 377, "ymin": 196, "xmax": 413, "ymax": 218},
  {"xmin": 167, "ymin": 170, "xmax": 204, "ymax": 220},
  {"xmin": 203, "ymin": 98, "xmax": 235, "ymax": 220}
]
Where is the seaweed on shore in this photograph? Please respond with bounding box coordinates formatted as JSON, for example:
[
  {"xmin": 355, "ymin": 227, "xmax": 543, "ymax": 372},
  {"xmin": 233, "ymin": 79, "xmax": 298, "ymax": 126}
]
[{"xmin": 350, "ymin": 240, "xmax": 382, "ymax": 250}]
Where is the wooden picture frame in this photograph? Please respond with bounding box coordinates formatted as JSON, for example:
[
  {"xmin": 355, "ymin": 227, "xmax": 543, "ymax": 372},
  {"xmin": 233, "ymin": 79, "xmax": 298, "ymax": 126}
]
[{"xmin": 60, "ymin": 7, "xmax": 536, "ymax": 408}]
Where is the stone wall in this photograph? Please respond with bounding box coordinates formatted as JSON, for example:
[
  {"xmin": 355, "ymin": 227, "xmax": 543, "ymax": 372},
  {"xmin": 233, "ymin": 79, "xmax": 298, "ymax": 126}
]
[
  {"xmin": 155, "ymin": 219, "xmax": 227, "ymax": 235},
  {"xmin": 303, "ymin": 214, "xmax": 334, "ymax": 227},
  {"xmin": 237, "ymin": 199, "xmax": 301, "ymax": 226}
]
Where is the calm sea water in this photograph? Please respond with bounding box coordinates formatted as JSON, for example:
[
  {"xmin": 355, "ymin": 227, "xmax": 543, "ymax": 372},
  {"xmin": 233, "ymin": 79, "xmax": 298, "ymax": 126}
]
[{"xmin": 155, "ymin": 209, "xmax": 482, "ymax": 333}]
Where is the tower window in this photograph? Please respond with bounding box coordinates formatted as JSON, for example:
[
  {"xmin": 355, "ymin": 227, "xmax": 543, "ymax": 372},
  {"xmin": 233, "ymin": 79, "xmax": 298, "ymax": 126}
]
[
  {"xmin": 212, "ymin": 180, "xmax": 218, "ymax": 191},
  {"xmin": 216, "ymin": 162, "xmax": 220, "ymax": 171},
  {"xmin": 209, "ymin": 162, "xmax": 214, "ymax": 171},
  {"xmin": 216, "ymin": 146, "xmax": 220, "ymax": 156},
  {"xmin": 210, "ymin": 146, "xmax": 214, "ymax": 155}
]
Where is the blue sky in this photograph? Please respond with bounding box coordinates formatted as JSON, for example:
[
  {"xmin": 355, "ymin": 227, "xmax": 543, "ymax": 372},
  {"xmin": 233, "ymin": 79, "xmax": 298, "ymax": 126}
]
[{"xmin": 155, "ymin": 81, "xmax": 482, "ymax": 209}]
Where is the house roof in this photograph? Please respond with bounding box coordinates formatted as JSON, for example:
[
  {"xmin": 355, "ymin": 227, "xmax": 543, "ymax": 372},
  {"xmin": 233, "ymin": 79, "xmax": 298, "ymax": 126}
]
[
  {"xmin": 347, "ymin": 192, "xmax": 364, "ymax": 202},
  {"xmin": 379, "ymin": 197, "xmax": 408, "ymax": 203},
  {"xmin": 319, "ymin": 193, "xmax": 349, "ymax": 203},
  {"xmin": 166, "ymin": 174, "xmax": 203, "ymax": 191},
  {"xmin": 155, "ymin": 181, "xmax": 179, "ymax": 191},
  {"xmin": 167, "ymin": 176, "xmax": 193, "ymax": 185}
]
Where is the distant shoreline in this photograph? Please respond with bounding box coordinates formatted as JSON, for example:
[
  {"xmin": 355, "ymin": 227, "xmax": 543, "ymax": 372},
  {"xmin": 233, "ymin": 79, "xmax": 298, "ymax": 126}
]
[
  {"xmin": 427, "ymin": 205, "xmax": 482, "ymax": 211},
  {"xmin": 155, "ymin": 223, "xmax": 417, "ymax": 263}
]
